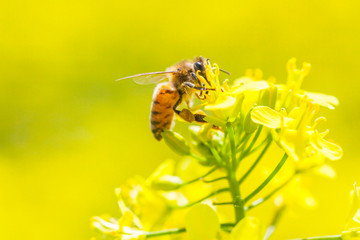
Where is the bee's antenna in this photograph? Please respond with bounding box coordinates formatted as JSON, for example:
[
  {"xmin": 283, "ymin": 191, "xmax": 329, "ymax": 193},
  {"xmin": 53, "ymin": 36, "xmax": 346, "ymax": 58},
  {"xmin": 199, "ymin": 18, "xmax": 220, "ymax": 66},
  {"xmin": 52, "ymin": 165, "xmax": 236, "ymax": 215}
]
[
  {"xmin": 211, "ymin": 67, "xmax": 231, "ymax": 75},
  {"xmin": 219, "ymin": 68, "xmax": 231, "ymax": 75}
]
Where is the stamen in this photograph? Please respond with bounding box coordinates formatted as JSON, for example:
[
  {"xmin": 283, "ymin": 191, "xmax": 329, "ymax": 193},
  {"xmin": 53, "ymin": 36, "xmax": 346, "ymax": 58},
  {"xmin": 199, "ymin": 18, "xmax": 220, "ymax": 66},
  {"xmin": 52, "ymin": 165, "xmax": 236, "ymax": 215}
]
[
  {"xmin": 287, "ymin": 58, "xmax": 297, "ymax": 73},
  {"xmin": 196, "ymin": 70, "xmax": 211, "ymax": 87},
  {"xmin": 312, "ymin": 117, "xmax": 327, "ymax": 129},
  {"xmin": 302, "ymin": 62, "xmax": 311, "ymax": 77},
  {"xmin": 222, "ymin": 79, "xmax": 231, "ymax": 92},
  {"xmin": 319, "ymin": 129, "xmax": 330, "ymax": 138}
]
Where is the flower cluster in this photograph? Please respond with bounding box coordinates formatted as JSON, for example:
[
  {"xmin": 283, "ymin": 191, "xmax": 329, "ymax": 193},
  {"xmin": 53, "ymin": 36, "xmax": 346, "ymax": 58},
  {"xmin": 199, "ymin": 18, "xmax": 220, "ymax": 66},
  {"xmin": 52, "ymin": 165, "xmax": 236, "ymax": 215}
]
[{"xmin": 92, "ymin": 59, "xmax": 343, "ymax": 240}]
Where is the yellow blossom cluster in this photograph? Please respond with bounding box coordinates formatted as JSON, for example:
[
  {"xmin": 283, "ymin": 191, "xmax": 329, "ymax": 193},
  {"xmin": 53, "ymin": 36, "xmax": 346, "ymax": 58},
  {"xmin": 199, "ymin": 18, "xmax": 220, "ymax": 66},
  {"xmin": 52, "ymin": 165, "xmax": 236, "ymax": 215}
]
[{"xmin": 92, "ymin": 59, "xmax": 343, "ymax": 240}]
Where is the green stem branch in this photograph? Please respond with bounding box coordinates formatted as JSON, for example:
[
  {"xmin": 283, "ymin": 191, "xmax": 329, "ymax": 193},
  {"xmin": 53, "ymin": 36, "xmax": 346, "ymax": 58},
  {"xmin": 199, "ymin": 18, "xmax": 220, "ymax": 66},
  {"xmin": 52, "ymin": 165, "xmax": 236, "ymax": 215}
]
[
  {"xmin": 244, "ymin": 154, "xmax": 288, "ymax": 203},
  {"xmin": 145, "ymin": 223, "xmax": 236, "ymax": 238},
  {"xmin": 176, "ymin": 188, "xmax": 229, "ymax": 209},
  {"xmin": 236, "ymin": 133, "xmax": 251, "ymax": 153},
  {"xmin": 289, "ymin": 235, "xmax": 342, "ymax": 240},
  {"xmin": 227, "ymin": 122, "xmax": 238, "ymax": 170},
  {"xmin": 238, "ymin": 139, "xmax": 272, "ymax": 185},
  {"xmin": 181, "ymin": 166, "xmax": 218, "ymax": 187},
  {"xmin": 203, "ymin": 176, "xmax": 227, "ymax": 183},
  {"xmin": 241, "ymin": 126, "xmax": 263, "ymax": 158},
  {"xmin": 213, "ymin": 201, "xmax": 234, "ymax": 206},
  {"xmin": 146, "ymin": 228, "xmax": 186, "ymax": 238},
  {"xmin": 246, "ymin": 174, "xmax": 294, "ymax": 210},
  {"xmin": 247, "ymin": 136, "xmax": 270, "ymax": 156}
]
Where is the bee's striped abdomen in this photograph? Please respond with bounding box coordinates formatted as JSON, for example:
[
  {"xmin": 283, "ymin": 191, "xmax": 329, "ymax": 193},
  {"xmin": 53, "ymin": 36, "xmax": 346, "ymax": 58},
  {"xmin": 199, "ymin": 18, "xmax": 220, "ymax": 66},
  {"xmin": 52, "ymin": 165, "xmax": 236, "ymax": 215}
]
[{"xmin": 150, "ymin": 82, "xmax": 179, "ymax": 140}]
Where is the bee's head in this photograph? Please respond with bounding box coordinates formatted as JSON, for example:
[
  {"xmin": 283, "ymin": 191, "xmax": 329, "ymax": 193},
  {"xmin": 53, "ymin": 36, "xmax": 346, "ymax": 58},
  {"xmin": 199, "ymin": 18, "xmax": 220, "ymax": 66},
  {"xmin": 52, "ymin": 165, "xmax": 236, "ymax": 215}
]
[
  {"xmin": 190, "ymin": 56, "xmax": 210, "ymax": 87},
  {"xmin": 193, "ymin": 56, "xmax": 208, "ymax": 76}
]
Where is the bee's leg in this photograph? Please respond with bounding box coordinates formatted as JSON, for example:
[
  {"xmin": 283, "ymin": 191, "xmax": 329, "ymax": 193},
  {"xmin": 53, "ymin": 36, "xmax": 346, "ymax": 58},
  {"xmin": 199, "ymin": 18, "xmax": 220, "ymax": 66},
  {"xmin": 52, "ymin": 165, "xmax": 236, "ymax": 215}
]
[
  {"xmin": 172, "ymin": 94, "xmax": 182, "ymax": 115},
  {"xmin": 173, "ymin": 95, "xmax": 195, "ymax": 123},
  {"xmin": 182, "ymin": 82, "xmax": 215, "ymax": 91},
  {"xmin": 194, "ymin": 113, "xmax": 207, "ymax": 122},
  {"xmin": 195, "ymin": 92, "xmax": 206, "ymax": 101},
  {"xmin": 191, "ymin": 72, "xmax": 202, "ymax": 87},
  {"xmin": 191, "ymin": 72, "xmax": 198, "ymax": 80},
  {"xmin": 173, "ymin": 93, "xmax": 207, "ymax": 123}
]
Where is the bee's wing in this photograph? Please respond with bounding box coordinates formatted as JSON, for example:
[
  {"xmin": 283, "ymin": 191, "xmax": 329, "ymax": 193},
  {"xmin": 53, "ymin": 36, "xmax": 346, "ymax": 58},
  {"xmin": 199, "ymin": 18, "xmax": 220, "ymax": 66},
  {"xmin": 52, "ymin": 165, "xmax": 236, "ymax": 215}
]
[{"xmin": 116, "ymin": 71, "xmax": 175, "ymax": 85}]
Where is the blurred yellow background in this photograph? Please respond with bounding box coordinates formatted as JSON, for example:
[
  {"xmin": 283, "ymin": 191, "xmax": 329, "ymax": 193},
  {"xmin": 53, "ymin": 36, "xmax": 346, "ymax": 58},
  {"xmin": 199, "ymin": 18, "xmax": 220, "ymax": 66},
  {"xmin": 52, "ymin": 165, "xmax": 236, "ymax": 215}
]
[{"xmin": 0, "ymin": 0, "xmax": 359, "ymax": 239}]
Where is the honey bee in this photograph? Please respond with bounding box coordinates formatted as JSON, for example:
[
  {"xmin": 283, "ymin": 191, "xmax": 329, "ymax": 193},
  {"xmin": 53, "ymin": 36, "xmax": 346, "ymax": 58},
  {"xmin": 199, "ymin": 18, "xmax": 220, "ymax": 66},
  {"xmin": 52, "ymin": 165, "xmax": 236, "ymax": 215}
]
[{"xmin": 116, "ymin": 57, "xmax": 229, "ymax": 140}]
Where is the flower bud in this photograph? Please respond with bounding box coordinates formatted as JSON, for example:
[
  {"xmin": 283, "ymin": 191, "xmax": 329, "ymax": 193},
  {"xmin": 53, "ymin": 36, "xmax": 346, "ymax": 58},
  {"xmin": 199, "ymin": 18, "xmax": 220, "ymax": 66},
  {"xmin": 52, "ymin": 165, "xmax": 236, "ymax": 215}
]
[
  {"xmin": 192, "ymin": 142, "xmax": 217, "ymax": 166},
  {"xmin": 259, "ymin": 88, "xmax": 270, "ymax": 106},
  {"xmin": 162, "ymin": 130, "xmax": 190, "ymax": 155},
  {"xmin": 151, "ymin": 175, "xmax": 184, "ymax": 191},
  {"xmin": 259, "ymin": 85, "xmax": 277, "ymax": 108},
  {"xmin": 244, "ymin": 107, "xmax": 258, "ymax": 133}
]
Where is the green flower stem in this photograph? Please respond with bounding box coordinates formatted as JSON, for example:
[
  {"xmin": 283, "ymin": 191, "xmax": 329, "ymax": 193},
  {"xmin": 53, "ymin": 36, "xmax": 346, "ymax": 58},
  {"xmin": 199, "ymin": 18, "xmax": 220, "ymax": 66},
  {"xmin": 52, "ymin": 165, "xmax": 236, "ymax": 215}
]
[
  {"xmin": 236, "ymin": 133, "xmax": 251, "ymax": 153},
  {"xmin": 227, "ymin": 171, "xmax": 244, "ymax": 222},
  {"xmin": 189, "ymin": 153, "xmax": 204, "ymax": 161},
  {"xmin": 246, "ymin": 174, "xmax": 294, "ymax": 210},
  {"xmin": 246, "ymin": 167, "xmax": 316, "ymax": 210},
  {"xmin": 238, "ymin": 139, "xmax": 272, "ymax": 185},
  {"xmin": 213, "ymin": 201, "xmax": 234, "ymax": 206},
  {"xmin": 243, "ymin": 154, "xmax": 288, "ymax": 203},
  {"xmin": 289, "ymin": 235, "xmax": 342, "ymax": 240},
  {"xmin": 227, "ymin": 122, "xmax": 238, "ymax": 169},
  {"xmin": 221, "ymin": 131, "xmax": 228, "ymax": 156},
  {"xmin": 235, "ymin": 132, "xmax": 245, "ymax": 148},
  {"xmin": 226, "ymin": 122, "xmax": 246, "ymax": 222},
  {"xmin": 181, "ymin": 166, "xmax": 218, "ymax": 187},
  {"xmin": 203, "ymin": 176, "xmax": 227, "ymax": 183},
  {"xmin": 247, "ymin": 136, "xmax": 270, "ymax": 156},
  {"xmin": 175, "ymin": 188, "xmax": 229, "ymax": 209},
  {"xmin": 145, "ymin": 228, "xmax": 186, "ymax": 238},
  {"xmin": 241, "ymin": 126, "xmax": 263, "ymax": 158},
  {"xmin": 146, "ymin": 223, "xmax": 236, "ymax": 238},
  {"xmin": 208, "ymin": 144, "xmax": 225, "ymax": 167}
]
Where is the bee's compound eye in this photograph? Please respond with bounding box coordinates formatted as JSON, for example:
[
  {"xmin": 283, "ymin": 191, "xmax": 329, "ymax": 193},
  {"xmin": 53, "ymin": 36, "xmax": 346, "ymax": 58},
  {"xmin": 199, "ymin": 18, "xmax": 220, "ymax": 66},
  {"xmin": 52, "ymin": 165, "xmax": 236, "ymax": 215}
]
[{"xmin": 194, "ymin": 61, "xmax": 204, "ymax": 72}]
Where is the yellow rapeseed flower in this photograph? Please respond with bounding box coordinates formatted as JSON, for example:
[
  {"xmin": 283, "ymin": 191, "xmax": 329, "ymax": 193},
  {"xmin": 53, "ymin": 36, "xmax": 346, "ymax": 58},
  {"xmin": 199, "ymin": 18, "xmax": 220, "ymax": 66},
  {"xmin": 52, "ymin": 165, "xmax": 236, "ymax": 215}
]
[
  {"xmin": 93, "ymin": 58, "xmax": 343, "ymax": 240},
  {"xmin": 342, "ymin": 183, "xmax": 360, "ymax": 240},
  {"xmin": 278, "ymin": 58, "xmax": 339, "ymax": 110},
  {"xmin": 251, "ymin": 97, "xmax": 342, "ymax": 170},
  {"xmin": 91, "ymin": 189, "xmax": 146, "ymax": 240}
]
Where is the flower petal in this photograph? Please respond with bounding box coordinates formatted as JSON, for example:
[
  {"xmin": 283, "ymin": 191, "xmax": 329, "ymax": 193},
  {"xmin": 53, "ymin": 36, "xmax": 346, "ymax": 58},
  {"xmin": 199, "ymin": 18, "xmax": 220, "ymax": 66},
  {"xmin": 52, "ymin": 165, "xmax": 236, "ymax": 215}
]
[
  {"xmin": 310, "ymin": 131, "xmax": 343, "ymax": 161},
  {"xmin": 316, "ymin": 164, "xmax": 336, "ymax": 179},
  {"xmin": 251, "ymin": 106, "xmax": 282, "ymax": 129},
  {"xmin": 230, "ymin": 216, "xmax": 263, "ymax": 240},
  {"xmin": 205, "ymin": 94, "xmax": 236, "ymax": 111},
  {"xmin": 232, "ymin": 79, "xmax": 269, "ymax": 94},
  {"xmin": 185, "ymin": 203, "xmax": 220, "ymax": 240},
  {"xmin": 304, "ymin": 91, "xmax": 339, "ymax": 110},
  {"xmin": 345, "ymin": 183, "xmax": 360, "ymax": 230}
]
